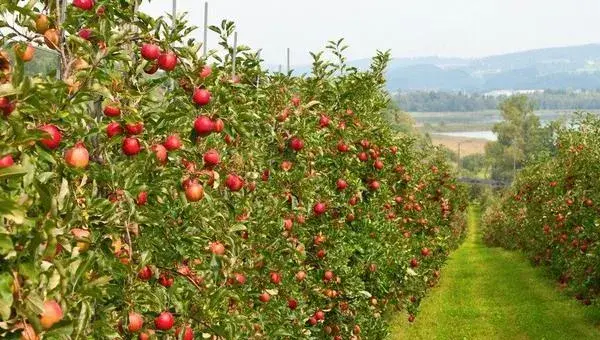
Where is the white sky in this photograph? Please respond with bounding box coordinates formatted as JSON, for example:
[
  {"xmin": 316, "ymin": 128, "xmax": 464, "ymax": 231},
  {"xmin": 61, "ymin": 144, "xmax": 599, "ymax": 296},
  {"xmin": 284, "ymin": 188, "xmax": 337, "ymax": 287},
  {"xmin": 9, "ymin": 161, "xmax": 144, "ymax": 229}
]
[{"xmin": 140, "ymin": 0, "xmax": 600, "ymax": 65}]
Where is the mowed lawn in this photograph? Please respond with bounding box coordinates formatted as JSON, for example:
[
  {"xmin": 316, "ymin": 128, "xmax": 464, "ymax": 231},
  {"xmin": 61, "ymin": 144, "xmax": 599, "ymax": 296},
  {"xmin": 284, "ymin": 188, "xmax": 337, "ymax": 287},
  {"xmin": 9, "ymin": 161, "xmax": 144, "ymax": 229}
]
[{"xmin": 389, "ymin": 206, "xmax": 600, "ymax": 340}]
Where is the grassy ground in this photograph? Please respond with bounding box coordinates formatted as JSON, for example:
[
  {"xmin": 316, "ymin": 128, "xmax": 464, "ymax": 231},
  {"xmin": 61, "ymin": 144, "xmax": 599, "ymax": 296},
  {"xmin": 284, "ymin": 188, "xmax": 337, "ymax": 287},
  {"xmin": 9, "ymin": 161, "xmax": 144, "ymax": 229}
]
[{"xmin": 389, "ymin": 206, "xmax": 600, "ymax": 340}]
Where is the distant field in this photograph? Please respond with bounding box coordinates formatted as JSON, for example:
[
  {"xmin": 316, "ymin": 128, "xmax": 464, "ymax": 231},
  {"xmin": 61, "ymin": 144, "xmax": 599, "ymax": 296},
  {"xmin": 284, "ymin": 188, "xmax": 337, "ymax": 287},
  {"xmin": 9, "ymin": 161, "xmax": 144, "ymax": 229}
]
[
  {"xmin": 412, "ymin": 109, "xmax": 597, "ymax": 132},
  {"xmin": 430, "ymin": 134, "xmax": 488, "ymax": 156}
]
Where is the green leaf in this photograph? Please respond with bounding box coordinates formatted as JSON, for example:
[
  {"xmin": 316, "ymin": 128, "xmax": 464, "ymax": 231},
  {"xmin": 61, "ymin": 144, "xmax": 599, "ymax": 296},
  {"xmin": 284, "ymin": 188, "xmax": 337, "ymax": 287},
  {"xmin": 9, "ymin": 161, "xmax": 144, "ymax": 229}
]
[{"xmin": 0, "ymin": 272, "xmax": 13, "ymax": 320}]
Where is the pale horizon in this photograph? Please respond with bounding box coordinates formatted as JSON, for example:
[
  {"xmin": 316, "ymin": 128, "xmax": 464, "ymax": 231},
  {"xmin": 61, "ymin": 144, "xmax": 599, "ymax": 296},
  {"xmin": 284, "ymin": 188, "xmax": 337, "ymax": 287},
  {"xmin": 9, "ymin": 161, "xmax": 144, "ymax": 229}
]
[{"xmin": 140, "ymin": 0, "xmax": 600, "ymax": 65}]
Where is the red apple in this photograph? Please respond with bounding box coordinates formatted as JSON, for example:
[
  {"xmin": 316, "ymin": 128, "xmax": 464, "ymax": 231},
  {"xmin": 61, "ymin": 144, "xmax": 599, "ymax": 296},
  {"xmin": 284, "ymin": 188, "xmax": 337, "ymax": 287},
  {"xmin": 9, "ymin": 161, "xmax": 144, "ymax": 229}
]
[
  {"xmin": 154, "ymin": 312, "xmax": 174, "ymax": 331},
  {"xmin": 337, "ymin": 141, "xmax": 349, "ymax": 153},
  {"xmin": 0, "ymin": 155, "xmax": 14, "ymax": 168},
  {"xmin": 336, "ymin": 179, "xmax": 347, "ymax": 191},
  {"xmin": 122, "ymin": 137, "xmax": 141, "ymax": 156},
  {"xmin": 65, "ymin": 142, "xmax": 89, "ymax": 168},
  {"xmin": 163, "ymin": 134, "xmax": 181, "ymax": 151},
  {"xmin": 158, "ymin": 51, "xmax": 177, "ymax": 71},
  {"xmin": 73, "ymin": 0, "xmax": 94, "ymax": 10},
  {"xmin": 152, "ymin": 144, "xmax": 167, "ymax": 164},
  {"xmin": 192, "ymin": 88, "xmax": 211, "ymax": 106},
  {"xmin": 185, "ymin": 181, "xmax": 204, "ymax": 202},
  {"xmin": 296, "ymin": 271, "xmax": 306, "ymax": 281},
  {"xmin": 106, "ymin": 122, "xmax": 122, "ymax": 138},
  {"xmin": 313, "ymin": 202, "xmax": 327, "ymax": 216},
  {"xmin": 288, "ymin": 298, "xmax": 298, "ymax": 310},
  {"xmin": 200, "ymin": 65, "xmax": 212, "ymax": 78},
  {"xmin": 319, "ymin": 114, "xmax": 330, "ymax": 128},
  {"xmin": 270, "ymin": 272, "xmax": 281, "ymax": 285},
  {"xmin": 39, "ymin": 124, "xmax": 62, "ymax": 149},
  {"xmin": 374, "ymin": 159, "xmax": 384, "ymax": 170},
  {"xmin": 213, "ymin": 118, "xmax": 224, "ymax": 133},
  {"xmin": 140, "ymin": 43, "xmax": 160, "ymax": 61},
  {"xmin": 103, "ymin": 104, "xmax": 120, "ymax": 117},
  {"xmin": 369, "ymin": 180, "xmax": 380, "ymax": 191},
  {"xmin": 225, "ymin": 174, "xmax": 244, "ymax": 192},
  {"xmin": 210, "ymin": 241, "xmax": 225, "ymax": 255},
  {"xmin": 289, "ymin": 137, "xmax": 304, "ymax": 151},
  {"xmin": 127, "ymin": 312, "xmax": 144, "ymax": 332},
  {"xmin": 203, "ymin": 149, "xmax": 220, "ymax": 167},
  {"xmin": 194, "ymin": 116, "xmax": 214, "ymax": 136},
  {"xmin": 125, "ymin": 122, "xmax": 143, "ymax": 135},
  {"xmin": 78, "ymin": 28, "xmax": 92, "ymax": 40},
  {"xmin": 291, "ymin": 96, "xmax": 300, "ymax": 107},
  {"xmin": 40, "ymin": 300, "xmax": 63, "ymax": 329},
  {"xmin": 259, "ymin": 292, "xmax": 270, "ymax": 303},
  {"xmin": 138, "ymin": 266, "xmax": 152, "ymax": 281},
  {"xmin": 136, "ymin": 191, "xmax": 148, "ymax": 206},
  {"xmin": 175, "ymin": 326, "xmax": 194, "ymax": 340}
]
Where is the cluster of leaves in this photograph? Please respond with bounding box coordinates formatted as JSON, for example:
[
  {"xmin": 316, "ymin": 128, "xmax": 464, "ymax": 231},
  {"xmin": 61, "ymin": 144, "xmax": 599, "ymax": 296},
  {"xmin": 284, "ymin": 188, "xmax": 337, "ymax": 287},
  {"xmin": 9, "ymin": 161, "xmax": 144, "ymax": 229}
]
[
  {"xmin": 0, "ymin": 0, "xmax": 467, "ymax": 339},
  {"xmin": 482, "ymin": 114, "xmax": 600, "ymax": 306}
]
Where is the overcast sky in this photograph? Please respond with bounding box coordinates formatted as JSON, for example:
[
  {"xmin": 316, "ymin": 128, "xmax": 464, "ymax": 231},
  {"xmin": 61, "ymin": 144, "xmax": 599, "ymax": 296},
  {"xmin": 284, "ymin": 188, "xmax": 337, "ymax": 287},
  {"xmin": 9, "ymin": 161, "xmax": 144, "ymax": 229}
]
[{"xmin": 140, "ymin": 0, "xmax": 600, "ymax": 65}]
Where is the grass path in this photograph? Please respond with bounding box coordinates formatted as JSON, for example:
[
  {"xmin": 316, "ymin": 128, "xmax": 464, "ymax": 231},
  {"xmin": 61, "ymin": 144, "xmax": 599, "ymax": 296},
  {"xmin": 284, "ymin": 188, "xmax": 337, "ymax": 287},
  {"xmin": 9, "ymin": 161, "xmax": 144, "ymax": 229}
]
[{"xmin": 389, "ymin": 206, "xmax": 600, "ymax": 340}]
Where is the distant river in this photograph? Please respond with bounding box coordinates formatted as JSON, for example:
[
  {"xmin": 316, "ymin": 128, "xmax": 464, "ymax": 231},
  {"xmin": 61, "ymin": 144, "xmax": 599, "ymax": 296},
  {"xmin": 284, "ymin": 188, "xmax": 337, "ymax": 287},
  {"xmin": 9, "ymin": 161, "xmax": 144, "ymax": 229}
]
[{"xmin": 432, "ymin": 131, "xmax": 497, "ymax": 141}]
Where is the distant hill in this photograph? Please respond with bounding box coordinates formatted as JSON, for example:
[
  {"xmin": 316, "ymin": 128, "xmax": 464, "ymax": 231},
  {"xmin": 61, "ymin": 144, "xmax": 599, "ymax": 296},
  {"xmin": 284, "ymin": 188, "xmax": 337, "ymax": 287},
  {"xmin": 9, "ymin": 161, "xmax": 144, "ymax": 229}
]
[
  {"xmin": 385, "ymin": 44, "xmax": 600, "ymax": 92},
  {"xmin": 287, "ymin": 44, "xmax": 600, "ymax": 92}
]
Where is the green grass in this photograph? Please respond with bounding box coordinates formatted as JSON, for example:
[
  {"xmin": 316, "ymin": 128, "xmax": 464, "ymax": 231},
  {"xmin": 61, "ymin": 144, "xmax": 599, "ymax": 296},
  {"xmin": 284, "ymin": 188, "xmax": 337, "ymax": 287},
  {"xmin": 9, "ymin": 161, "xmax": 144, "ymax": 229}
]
[{"xmin": 389, "ymin": 206, "xmax": 600, "ymax": 340}]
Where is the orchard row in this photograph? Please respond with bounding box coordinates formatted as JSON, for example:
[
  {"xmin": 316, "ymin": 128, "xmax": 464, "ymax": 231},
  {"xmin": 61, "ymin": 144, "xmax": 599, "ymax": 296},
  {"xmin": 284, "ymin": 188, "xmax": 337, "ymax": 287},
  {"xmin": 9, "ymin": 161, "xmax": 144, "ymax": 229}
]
[{"xmin": 0, "ymin": 1, "xmax": 466, "ymax": 339}]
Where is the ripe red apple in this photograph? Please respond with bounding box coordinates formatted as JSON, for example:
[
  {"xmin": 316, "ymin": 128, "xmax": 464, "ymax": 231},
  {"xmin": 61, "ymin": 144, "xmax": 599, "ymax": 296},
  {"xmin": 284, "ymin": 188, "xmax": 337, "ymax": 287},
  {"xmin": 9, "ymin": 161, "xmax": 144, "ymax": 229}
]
[
  {"xmin": 408, "ymin": 314, "xmax": 415, "ymax": 322},
  {"xmin": 39, "ymin": 124, "xmax": 61, "ymax": 149},
  {"xmin": 106, "ymin": 122, "xmax": 123, "ymax": 138},
  {"xmin": 136, "ymin": 191, "xmax": 148, "ymax": 206},
  {"xmin": 200, "ymin": 65, "xmax": 212, "ymax": 78},
  {"xmin": 314, "ymin": 310, "xmax": 325, "ymax": 321},
  {"xmin": 210, "ymin": 241, "xmax": 225, "ymax": 255},
  {"xmin": 259, "ymin": 292, "xmax": 270, "ymax": 303},
  {"xmin": 421, "ymin": 248, "xmax": 431, "ymax": 257},
  {"xmin": 337, "ymin": 141, "xmax": 349, "ymax": 152},
  {"xmin": 234, "ymin": 272, "xmax": 246, "ymax": 284},
  {"xmin": 0, "ymin": 97, "xmax": 15, "ymax": 116},
  {"xmin": 122, "ymin": 137, "xmax": 141, "ymax": 156},
  {"xmin": 140, "ymin": 43, "xmax": 160, "ymax": 60},
  {"xmin": 138, "ymin": 266, "xmax": 153, "ymax": 281},
  {"xmin": 175, "ymin": 326, "xmax": 194, "ymax": 340},
  {"xmin": 288, "ymin": 298, "xmax": 298, "ymax": 310},
  {"xmin": 152, "ymin": 144, "xmax": 167, "ymax": 164},
  {"xmin": 125, "ymin": 122, "xmax": 144, "ymax": 135},
  {"xmin": 390, "ymin": 146, "xmax": 398, "ymax": 154},
  {"xmin": 291, "ymin": 96, "xmax": 301, "ymax": 107},
  {"xmin": 289, "ymin": 137, "xmax": 304, "ymax": 151},
  {"xmin": 410, "ymin": 258, "xmax": 419, "ymax": 268},
  {"xmin": 163, "ymin": 134, "xmax": 181, "ymax": 151},
  {"xmin": 0, "ymin": 155, "xmax": 14, "ymax": 168},
  {"xmin": 65, "ymin": 142, "xmax": 89, "ymax": 168},
  {"xmin": 369, "ymin": 180, "xmax": 380, "ymax": 191},
  {"xmin": 78, "ymin": 28, "xmax": 92, "ymax": 40},
  {"xmin": 225, "ymin": 174, "xmax": 244, "ymax": 192},
  {"xmin": 40, "ymin": 300, "xmax": 63, "ymax": 329},
  {"xmin": 374, "ymin": 159, "xmax": 384, "ymax": 170},
  {"xmin": 336, "ymin": 179, "xmax": 347, "ymax": 191},
  {"xmin": 158, "ymin": 51, "xmax": 177, "ymax": 71},
  {"xmin": 323, "ymin": 270, "xmax": 334, "ymax": 282},
  {"xmin": 185, "ymin": 181, "xmax": 204, "ymax": 202},
  {"xmin": 358, "ymin": 152, "xmax": 368, "ymax": 162},
  {"xmin": 213, "ymin": 118, "xmax": 224, "ymax": 133},
  {"xmin": 319, "ymin": 114, "xmax": 330, "ymax": 128},
  {"xmin": 283, "ymin": 218, "xmax": 293, "ymax": 231},
  {"xmin": 158, "ymin": 273, "xmax": 173, "ymax": 287},
  {"xmin": 154, "ymin": 311, "xmax": 174, "ymax": 331},
  {"xmin": 194, "ymin": 116, "xmax": 214, "ymax": 136},
  {"xmin": 316, "ymin": 249, "xmax": 327, "ymax": 259},
  {"xmin": 138, "ymin": 332, "xmax": 150, "ymax": 340},
  {"xmin": 313, "ymin": 202, "xmax": 327, "ymax": 216},
  {"xmin": 192, "ymin": 88, "xmax": 211, "ymax": 106},
  {"xmin": 103, "ymin": 104, "xmax": 120, "ymax": 117},
  {"xmin": 308, "ymin": 316, "xmax": 317, "ymax": 326},
  {"xmin": 127, "ymin": 312, "xmax": 144, "ymax": 332},
  {"xmin": 203, "ymin": 149, "xmax": 220, "ymax": 167},
  {"xmin": 270, "ymin": 272, "xmax": 281, "ymax": 285},
  {"xmin": 296, "ymin": 271, "xmax": 306, "ymax": 281},
  {"xmin": 73, "ymin": 0, "xmax": 94, "ymax": 10}
]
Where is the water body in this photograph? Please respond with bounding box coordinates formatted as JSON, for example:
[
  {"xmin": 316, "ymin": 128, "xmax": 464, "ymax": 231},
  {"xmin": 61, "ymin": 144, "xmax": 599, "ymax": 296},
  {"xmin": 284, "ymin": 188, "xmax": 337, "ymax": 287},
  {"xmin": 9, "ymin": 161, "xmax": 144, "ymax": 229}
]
[{"xmin": 432, "ymin": 131, "xmax": 497, "ymax": 141}]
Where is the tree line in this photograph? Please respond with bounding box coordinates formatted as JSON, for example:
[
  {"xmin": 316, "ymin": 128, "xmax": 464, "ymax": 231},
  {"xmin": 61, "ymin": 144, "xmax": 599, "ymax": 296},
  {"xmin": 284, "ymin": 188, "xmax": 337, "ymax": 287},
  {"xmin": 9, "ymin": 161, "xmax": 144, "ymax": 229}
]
[{"xmin": 395, "ymin": 90, "xmax": 600, "ymax": 112}]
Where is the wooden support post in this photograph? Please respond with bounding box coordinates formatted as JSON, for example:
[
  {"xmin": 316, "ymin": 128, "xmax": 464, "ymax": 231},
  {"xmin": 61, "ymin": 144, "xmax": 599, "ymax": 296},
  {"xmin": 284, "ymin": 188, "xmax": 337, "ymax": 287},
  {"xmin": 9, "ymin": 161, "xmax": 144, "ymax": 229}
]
[
  {"xmin": 232, "ymin": 32, "xmax": 238, "ymax": 78},
  {"xmin": 286, "ymin": 48, "xmax": 290, "ymax": 74}
]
